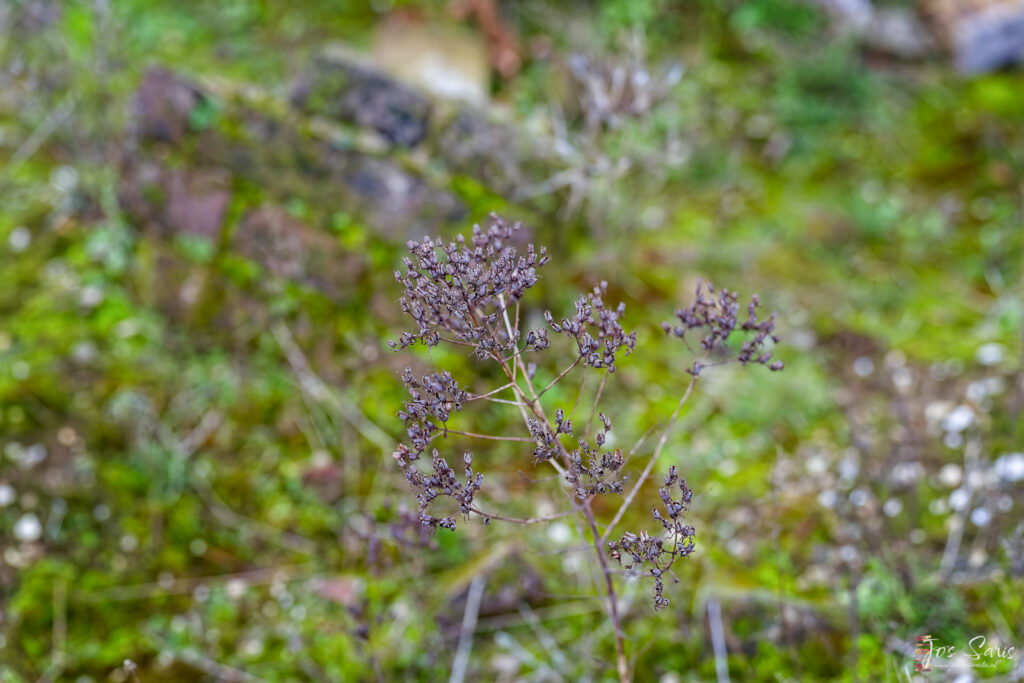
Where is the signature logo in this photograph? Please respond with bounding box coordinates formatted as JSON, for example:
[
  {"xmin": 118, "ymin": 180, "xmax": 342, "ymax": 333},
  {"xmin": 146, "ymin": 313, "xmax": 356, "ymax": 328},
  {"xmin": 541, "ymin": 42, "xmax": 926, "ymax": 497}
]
[{"xmin": 914, "ymin": 634, "xmax": 1017, "ymax": 672}]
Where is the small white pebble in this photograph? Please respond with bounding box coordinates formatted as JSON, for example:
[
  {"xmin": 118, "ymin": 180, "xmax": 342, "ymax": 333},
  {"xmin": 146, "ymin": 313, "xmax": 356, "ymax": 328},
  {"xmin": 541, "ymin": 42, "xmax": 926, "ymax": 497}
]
[
  {"xmin": 853, "ymin": 356, "xmax": 874, "ymax": 377},
  {"xmin": 57, "ymin": 427, "xmax": 77, "ymax": 446},
  {"xmin": 22, "ymin": 444, "xmax": 46, "ymax": 468},
  {"xmin": 882, "ymin": 498, "xmax": 903, "ymax": 517},
  {"xmin": 976, "ymin": 342, "xmax": 1005, "ymax": 366},
  {"xmin": 891, "ymin": 461, "xmax": 924, "ymax": 486},
  {"xmin": 50, "ymin": 165, "xmax": 78, "ymax": 193},
  {"xmin": 14, "ymin": 513, "xmax": 42, "ymax": 542},
  {"xmin": 838, "ymin": 456, "xmax": 859, "ymax": 481},
  {"xmin": 8, "ymin": 227, "xmax": 31, "ymax": 253},
  {"xmin": 838, "ymin": 544, "xmax": 859, "ymax": 563},
  {"xmin": 994, "ymin": 453, "xmax": 1024, "ymax": 483},
  {"xmin": 226, "ymin": 578, "xmax": 248, "ymax": 599},
  {"xmin": 79, "ymin": 285, "xmax": 104, "ymax": 308},
  {"xmin": 942, "ymin": 405, "xmax": 974, "ymax": 433},
  {"xmin": 805, "ymin": 455, "xmax": 828, "ymax": 475},
  {"xmin": 969, "ymin": 507, "xmax": 991, "ymax": 527},
  {"xmin": 885, "ymin": 350, "xmax": 906, "ymax": 368},
  {"xmin": 938, "ymin": 463, "xmax": 963, "ymax": 488},
  {"xmin": 892, "ymin": 367, "xmax": 913, "ymax": 392},
  {"xmin": 0, "ymin": 484, "xmax": 14, "ymax": 507}
]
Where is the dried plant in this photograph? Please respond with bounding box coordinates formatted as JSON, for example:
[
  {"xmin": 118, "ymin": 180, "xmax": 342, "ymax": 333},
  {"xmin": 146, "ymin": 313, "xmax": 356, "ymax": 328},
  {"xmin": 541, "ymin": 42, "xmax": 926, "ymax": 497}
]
[
  {"xmin": 388, "ymin": 214, "xmax": 782, "ymax": 682},
  {"xmin": 516, "ymin": 31, "xmax": 688, "ymax": 229}
]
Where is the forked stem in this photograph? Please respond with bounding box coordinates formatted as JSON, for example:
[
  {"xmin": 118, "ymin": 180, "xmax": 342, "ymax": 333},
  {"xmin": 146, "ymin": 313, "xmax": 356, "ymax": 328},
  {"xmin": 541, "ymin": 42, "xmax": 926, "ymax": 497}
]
[{"xmin": 603, "ymin": 362, "xmax": 703, "ymax": 544}]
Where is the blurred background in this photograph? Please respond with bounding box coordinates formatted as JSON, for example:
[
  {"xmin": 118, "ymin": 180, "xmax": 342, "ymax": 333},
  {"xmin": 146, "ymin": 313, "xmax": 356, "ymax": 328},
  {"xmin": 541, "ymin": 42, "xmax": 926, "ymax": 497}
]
[{"xmin": 1, "ymin": 0, "xmax": 1023, "ymax": 680}]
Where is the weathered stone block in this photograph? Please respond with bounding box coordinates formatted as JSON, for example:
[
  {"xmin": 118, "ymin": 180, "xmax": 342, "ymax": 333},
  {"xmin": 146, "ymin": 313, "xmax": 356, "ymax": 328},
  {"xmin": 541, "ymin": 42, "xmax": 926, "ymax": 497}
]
[
  {"xmin": 123, "ymin": 67, "xmax": 465, "ymax": 245},
  {"xmin": 291, "ymin": 49, "xmax": 432, "ymax": 147},
  {"xmin": 922, "ymin": 0, "xmax": 1024, "ymax": 72},
  {"xmin": 292, "ymin": 48, "xmax": 547, "ymax": 203}
]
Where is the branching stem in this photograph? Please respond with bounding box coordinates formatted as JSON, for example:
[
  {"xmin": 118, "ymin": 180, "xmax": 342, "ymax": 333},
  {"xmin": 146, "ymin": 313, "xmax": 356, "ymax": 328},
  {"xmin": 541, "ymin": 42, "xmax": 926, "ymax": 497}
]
[{"xmin": 602, "ymin": 362, "xmax": 703, "ymax": 544}]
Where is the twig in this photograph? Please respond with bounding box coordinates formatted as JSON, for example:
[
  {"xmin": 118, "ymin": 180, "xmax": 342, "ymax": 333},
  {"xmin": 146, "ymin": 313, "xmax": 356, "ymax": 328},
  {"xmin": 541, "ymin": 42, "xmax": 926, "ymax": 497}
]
[
  {"xmin": 569, "ymin": 369, "xmax": 587, "ymax": 419},
  {"xmin": 449, "ymin": 575, "xmax": 486, "ymax": 683},
  {"xmin": 470, "ymin": 506, "xmax": 573, "ymax": 525},
  {"xmin": 180, "ymin": 410, "xmax": 224, "ymax": 456},
  {"xmin": 36, "ymin": 579, "xmax": 68, "ymax": 683},
  {"xmin": 583, "ymin": 371, "xmax": 609, "ymax": 437},
  {"xmin": 535, "ymin": 356, "xmax": 582, "ymax": 400},
  {"xmin": 489, "ymin": 332, "xmax": 627, "ymax": 683},
  {"xmin": 76, "ymin": 563, "xmax": 316, "ymax": 603},
  {"xmin": 439, "ymin": 428, "xmax": 535, "ymax": 443},
  {"xmin": 849, "ymin": 568, "xmax": 860, "ymax": 683},
  {"xmin": 2, "ymin": 92, "xmax": 76, "ymax": 187},
  {"xmin": 475, "ymin": 396, "xmax": 528, "ymax": 406},
  {"xmin": 940, "ymin": 436, "xmax": 981, "ymax": 579},
  {"xmin": 517, "ymin": 601, "xmax": 569, "ymax": 673},
  {"xmin": 475, "ymin": 599, "xmax": 604, "ymax": 633},
  {"xmin": 191, "ymin": 471, "xmax": 317, "ymax": 556},
  {"xmin": 271, "ymin": 323, "xmax": 394, "ymax": 453},
  {"xmin": 53, "ymin": 579, "xmax": 66, "ymax": 670},
  {"xmin": 467, "ymin": 383, "xmax": 514, "ymax": 400},
  {"xmin": 582, "ymin": 499, "xmax": 630, "ymax": 683},
  {"xmin": 602, "ymin": 369, "xmax": 701, "ymax": 543},
  {"xmin": 151, "ymin": 632, "xmax": 269, "ymax": 683},
  {"xmin": 708, "ymin": 599, "xmax": 731, "ymax": 683}
]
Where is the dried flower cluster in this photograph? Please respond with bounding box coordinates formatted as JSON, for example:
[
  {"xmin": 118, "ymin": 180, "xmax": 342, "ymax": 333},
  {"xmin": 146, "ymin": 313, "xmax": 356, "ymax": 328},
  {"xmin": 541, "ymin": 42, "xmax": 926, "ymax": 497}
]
[
  {"xmin": 608, "ymin": 465, "xmax": 696, "ymax": 609},
  {"xmin": 389, "ymin": 215, "xmax": 549, "ymax": 354},
  {"xmin": 547, "ymin": 282, "xmax": 637, "ymax": 371},
  {"xmin": 565, "ymin": 412, "xmax": 626, "ymax": 498},
  {"xmin": 393, "ymin": 446, "xmax": 482, "ymax": 532},
  {"xmin": 528, "ymin": 417, "xmax": 562, "ymax": 464},
  {"xmin": 397, "ymin": 369, "xmax": 468, "ymax": 453},
  {"xmin": 663, "ymin": 280, "xmax": 782, "ymax": 375},
  {"xmin": 388, "ymin": 213, "xmax": 782, "ymax": 645}
]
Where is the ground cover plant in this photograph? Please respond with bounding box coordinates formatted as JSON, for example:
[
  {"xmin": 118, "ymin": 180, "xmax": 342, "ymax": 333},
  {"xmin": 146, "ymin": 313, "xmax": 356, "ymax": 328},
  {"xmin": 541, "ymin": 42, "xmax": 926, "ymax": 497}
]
[{"xmin": 389, "ymin": 215, "xmax": 781, "ymax": 680}]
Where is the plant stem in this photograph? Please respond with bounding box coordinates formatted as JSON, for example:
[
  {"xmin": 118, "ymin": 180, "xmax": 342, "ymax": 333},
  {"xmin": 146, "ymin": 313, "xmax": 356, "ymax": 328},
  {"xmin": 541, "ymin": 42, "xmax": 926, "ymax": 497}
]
[
  {"xmin": 467, "ymin": 383, "xmax": 514, "ymax": 400},
  {"xmin": 583, "ymin": 371, "xmax": 609, "ymax": 437},
  {"xmin": 602, "ymin": 367, "xmax": 701, "ymax": 543},
  {"xmin": 483, "ymin": 300, "xmax": 629, "ymax": 681},
  {"xmin": 437, "ymin": 428, "xmax": 535, "ymax": 442},
  {"xmin": 470, "ymin": 506, "xmax": 574, "ymax": 525},
  {"xmin": 583, "ymin": 499, "xmax": 630, "ymax": 683},
  {"xmin": 535, "ymin": 355, "xmax": 582, "ymax": 400}
]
